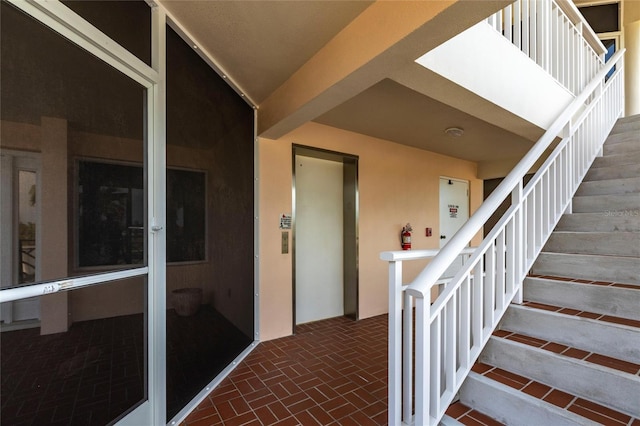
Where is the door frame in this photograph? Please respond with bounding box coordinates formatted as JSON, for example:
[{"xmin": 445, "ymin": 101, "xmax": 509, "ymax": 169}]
[
  {"xmin": 2, "ymin": 2, "xmax": 258, "ymax": 424},
  {"xmin": 1, "ymin": 1, "xmax": 162, "ymax": 424},
  {"xmin": 291, "ymin": 145, "xmax": 359, "ymax": 332}
]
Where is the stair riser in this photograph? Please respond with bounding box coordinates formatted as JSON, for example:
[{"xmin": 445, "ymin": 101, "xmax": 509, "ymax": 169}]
[
  {"xmin": 523, "ymin": 278, "xmax": 640, "ymax": 320},
  {"xmin": 500, "ymin": 306, "xmax": 640, "ymax": 363},
  {"xmin": 572, "ymin": 194, "xmax": 639, "ymax": 213},
  {"xmin": 575, "ymin": 177, "xmax": 640, "ymax": 196},
  {"xmin": 610, "ymin": 119, "xmax": 640, "ymax": 135},
  {"xmin": 555, "ymin": 213, "xmax": 640, "ymax": 232},
  {"xmin": 592, "ymin": 151, "xmax": 640, "ymax": 168},
  {"xmin": 604, "ymin": 130, "xmax": 640, "ymax": 144},
  {"xmin": 481, "ymin": 338, "xmax": 640, "ymax": 417},
  {"xmin": 459, "ymin": 373, "xmax": 596, "ymax": 426},
  {"xmin": 603, "ymin": 140, "xmax": 640, "ymax": 156},
  {"xmin": 532, "ymin": 253, "xmax": 640, "ymax": 284},
  {"xmin": 543, "ymin": 232, "xmax": 640, "ymax": 256},
  {"xmin": 585, "ymin": 163, "xmax": 640, "ymax": 180}
]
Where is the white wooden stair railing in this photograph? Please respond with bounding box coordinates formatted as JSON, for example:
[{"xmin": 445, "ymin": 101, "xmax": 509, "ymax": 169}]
[
  {"xmin": 382, "ymin": 49, "xmax": 626, "ymax": 426},
  {"xmin": 487, "ymin": 0, "xmax": 605, "ymax": 96}
]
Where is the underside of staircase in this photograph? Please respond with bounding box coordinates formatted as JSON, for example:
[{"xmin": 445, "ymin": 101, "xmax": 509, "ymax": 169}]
[{"xmin": 446, "ymin": 115, "xmax": 640, "ymax": 426}]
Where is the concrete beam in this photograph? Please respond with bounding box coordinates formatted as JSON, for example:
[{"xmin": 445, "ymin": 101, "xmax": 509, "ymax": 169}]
[{"xmin": 258, "ymin": 0, "xmax": 511, "ymax": 139}]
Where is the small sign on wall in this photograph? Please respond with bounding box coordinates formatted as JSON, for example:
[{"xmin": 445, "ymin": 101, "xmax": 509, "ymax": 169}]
[
  {"xmin": 279, "ymin": 213, "xmax": 292, "ymax": 229},
  {"xmin": 448, "ymin": 204, "xmax": 459, "ymax": 219}
]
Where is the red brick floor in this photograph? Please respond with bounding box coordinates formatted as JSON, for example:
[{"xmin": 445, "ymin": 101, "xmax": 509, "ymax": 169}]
[
  {"xmin": 181, "ymin": 315, "xmax": 388, "ymax": 425},
  {"xmin": 181, "ymin": 286, "xmax": 640, "ymax": 425}
]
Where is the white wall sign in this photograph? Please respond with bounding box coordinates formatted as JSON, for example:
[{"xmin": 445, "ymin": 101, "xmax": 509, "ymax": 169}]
[{"xmin": 279, "ymin": 213, "xmax": 292, "ymax": 229}]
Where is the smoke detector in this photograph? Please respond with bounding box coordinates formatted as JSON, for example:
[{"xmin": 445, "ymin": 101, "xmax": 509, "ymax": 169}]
[{"xmin": 444, "ymin": 127, "xmax": 464, "ymax": 137}]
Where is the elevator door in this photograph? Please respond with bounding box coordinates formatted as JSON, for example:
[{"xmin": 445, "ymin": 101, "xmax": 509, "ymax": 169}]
[{"xmin": 295, "ymin": 155, "xmax": 344, "ymax": 324}]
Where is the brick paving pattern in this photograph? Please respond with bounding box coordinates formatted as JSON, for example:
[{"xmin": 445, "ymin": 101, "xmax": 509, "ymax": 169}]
[{"xmin": 182, "ymin": 315, "xmax": 388, "ymax": 425}]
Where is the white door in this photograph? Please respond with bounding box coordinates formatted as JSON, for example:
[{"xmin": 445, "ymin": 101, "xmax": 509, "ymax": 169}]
[
  {"xmin": 0, "ymin": 152, "xmax": 41, "ymax": 324},
  {"xmin": 439, "ymin": 177, "xmax": 470, "ymax": 278},
  {"xmin": 295, "ymin": 155, "xmax": 344, "ymax": 324}
]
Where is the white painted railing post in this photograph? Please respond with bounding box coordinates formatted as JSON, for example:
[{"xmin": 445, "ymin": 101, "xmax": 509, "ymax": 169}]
[
  {"xmin": 490, "ymin": 0, "xmax": 606, "ymax": 97},
  {"xmin": 415, "ymin": 296, "xmax": 429, "ymax": 426},
  {"xmin": 512, "ymin": 181, "xmax": 524, "ymax": 304},
  {"xmin": 388, "ymin": 260, "xmax": 402, "ymax": 426},
  {"xmin": 402, "ymin": 291, "xmax": 413, "ymax": 424}
]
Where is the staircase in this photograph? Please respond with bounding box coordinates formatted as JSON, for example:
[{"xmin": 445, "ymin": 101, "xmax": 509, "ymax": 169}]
[{"xmin": 446, "ymin": 115, "xmax": 640, "ymax": 425}]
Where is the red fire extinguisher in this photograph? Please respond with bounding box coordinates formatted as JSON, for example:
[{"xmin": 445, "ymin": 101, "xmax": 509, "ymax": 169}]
[{"xmin": 401, "ymin": 223, "xmax": 412, "ymax": 250}]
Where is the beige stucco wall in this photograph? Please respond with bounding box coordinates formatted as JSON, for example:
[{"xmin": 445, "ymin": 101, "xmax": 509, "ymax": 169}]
[
  {"xmin": 625, "ymin": 0, "xmax": 640, "ymax": 24},
  {"xmin": 258, "ymin": 122, "xmax": 482, "ymax": 341},
  {"xmin": 626, "ymin": 19, "xmax": 640, "ymax": 115},
  {"xmin": 623, "ymin": 0, "xmax": 640, "ymax": 116}
]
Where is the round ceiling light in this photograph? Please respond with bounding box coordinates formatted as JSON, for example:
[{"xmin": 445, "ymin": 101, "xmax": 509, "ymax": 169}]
[{"xmin": 444, "ymin": 127, "xmax": 464, "ymax": 137}]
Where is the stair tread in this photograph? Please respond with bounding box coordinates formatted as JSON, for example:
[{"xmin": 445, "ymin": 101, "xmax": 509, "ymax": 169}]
[
  {"xmin": 591, "ymin": 153, "xmax": 640, "ymax": 165},
  {"xmin": 528, "ymin": 274, "xmax": 640, "ymax": 290},
  {"xmin": 586, "ymin": 159, "xmax": 640, "ymax": 176},
  {"xmin": 550, "ymin": 231, "xmax": 640, "ymax": 236},
  {"xmin": 518, "ymin": 300, "xmax": 640, "ymax": 328},
  {"xmin": 575, "ymin": 176, "xmax": 640, "ymax": 196},
  {"xmin": 539, "ymin": 251, "xmax": 640, "ymax": 259},
  {"xmin": 555, "ymin": 212, "xmax": 640, "ymax": 232},
  {"xmin": 543, "ymin": 232, "xmax": 640, "ymax": 256},
  {"xmin": 493, "ymin": 327, "xmax": 640, "ymax": 374},
  {"xmin": 612, "ymin": 114, "xmax": 640, "ymax": 124},
  {"xmin": 533, "ymin": 252, "xmax": 640, "ymax": 284},
  {"xmin": 523, "ymin": 276, "xmax": 640, "ymax": 321},
  {"xmin": 457, "ymin": 362, "xmax": 640, "ymax": 426}
]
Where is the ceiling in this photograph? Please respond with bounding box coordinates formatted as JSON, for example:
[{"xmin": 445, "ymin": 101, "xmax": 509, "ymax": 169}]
[
  {"xmin": 160, "ymin": 0, "xmax": 374, "ymax": 104},
  {"xmin": 159, "ymin": 0, "xmax": 539, "ymax": 167}
]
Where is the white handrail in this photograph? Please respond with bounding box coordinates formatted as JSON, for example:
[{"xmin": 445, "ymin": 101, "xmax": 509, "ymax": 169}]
[
  {"xmin": 407, "ymin": 49, "xmax": 624, "ymax": 300},
  {"xmin": 387, "ymin": 46, "xmax": 625, "ymax": 425},
  {"xmin": 380, "ymin": 247, "xmax": 476, "ymax": 263}
]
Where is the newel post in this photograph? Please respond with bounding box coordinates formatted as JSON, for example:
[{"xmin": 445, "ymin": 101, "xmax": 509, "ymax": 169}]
[{"xmin": 388, "ymin": 260, "xmax": 402, "ymax": 426}]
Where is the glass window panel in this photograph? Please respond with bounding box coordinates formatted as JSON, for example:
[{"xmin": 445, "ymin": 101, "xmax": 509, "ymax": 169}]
[
  {"xmin": 578, "ymin": 3, "xmax": 620, "ymax": 34},
  {"xmin": 166, "ymin": 25, "xmax": 255, "ymax": 420},
  {"xmin": 1, "ymin": 3, "xmax": 148, "ymax": 423},
  {"xmin": 602, "ymin": 38, "xmax": 617, "ymax": 81},
  {"xmin": 1, "ymin": 1, "xmax": 146, "ymax": 285},
  {"xmin": 62, "ymin": 0, "xmax": 151, "ymax": 66},
  {"xmin": 0, "ymin": 277, "xmax": 148, "ymax": 425},
  {"xmin": 77, "ymin": 160, "xmax": 207, "ymax": 267},
  {"xmin": 78, "ymin": 161, "xmax": 145, "ymax": 267}
]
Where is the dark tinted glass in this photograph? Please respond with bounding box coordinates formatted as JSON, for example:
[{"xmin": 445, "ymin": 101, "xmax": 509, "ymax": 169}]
[
  {"xmin": 78, "ymin": 160, "xmax": 207, "ymax": 266},
  {"xmin": 165, "ymin": 25, "xmax": 255, "ymax": 420},
  {"xmin": 62, "ymin": 0, "xmax": 152, "ymax": 66},
  {"xmin": 1, "ymin": 2, "xmax": 146, "ymax": 280},
  {"xmin": 1, "ymin": 3, "xmax": 148, "ymax": 423},
  {"xmin": 1, "ymin": 277, "xmax": 148, "ymax": 425},
  {"xmin": 579, "ymin": 3, "xmax": 619, "ymax": 34}
]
